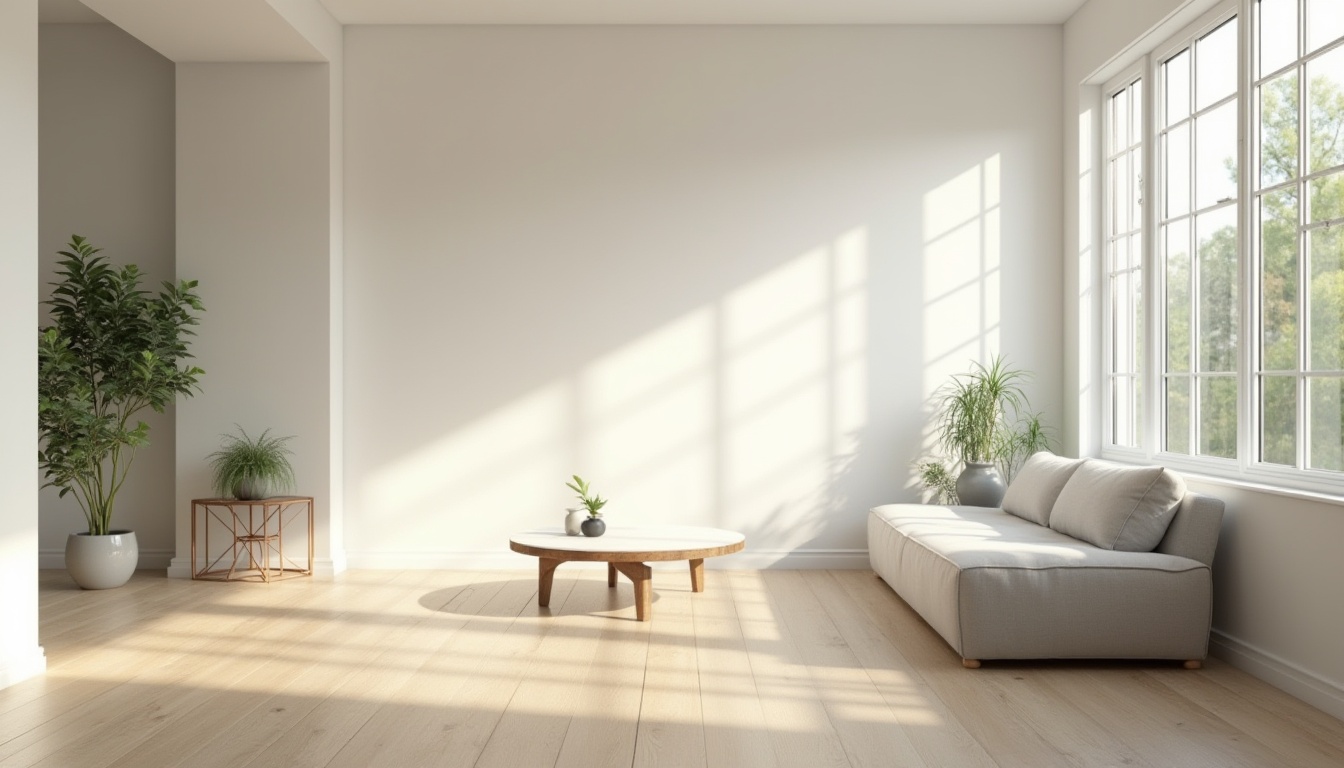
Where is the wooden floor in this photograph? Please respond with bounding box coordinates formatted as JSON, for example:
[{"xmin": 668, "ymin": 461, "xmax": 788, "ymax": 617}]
[{"xmin": 3, "ymin": 569, "xmax": 1343, "ymax": 768}]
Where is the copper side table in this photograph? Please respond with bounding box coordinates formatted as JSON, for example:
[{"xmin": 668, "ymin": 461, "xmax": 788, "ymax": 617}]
[{"xmin": 191, "ymin": 497, "xmax": 314, "ymax": 582}]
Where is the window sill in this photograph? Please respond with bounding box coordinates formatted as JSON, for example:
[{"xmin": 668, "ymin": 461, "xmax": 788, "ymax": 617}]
[{"xmin": 1098, "ymin": 449, "xmax": 1344, "ymax": 506}]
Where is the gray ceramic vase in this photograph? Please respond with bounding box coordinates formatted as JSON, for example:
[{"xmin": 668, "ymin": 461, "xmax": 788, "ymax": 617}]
[
  {"xmin": 956, "ymin": 461, "xmax": 1006, "ymax": 507},
  {"xmin": 580, "ymin": 517, "xmax": 606, "ymax": 537}
]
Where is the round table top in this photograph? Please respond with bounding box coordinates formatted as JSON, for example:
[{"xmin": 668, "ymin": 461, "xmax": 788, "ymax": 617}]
[{"xmin": 509, "ymin": 524, "xmax": 745, "ymax": 562}]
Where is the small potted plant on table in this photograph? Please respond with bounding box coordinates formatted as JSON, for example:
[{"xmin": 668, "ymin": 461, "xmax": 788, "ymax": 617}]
[
  {"xmin": 566, "ymin": 475, "xmax": 608, "ymax": 537},
  {"xmin": 208, "ymin": 427, "xmax": 297, "ymax": 500}
]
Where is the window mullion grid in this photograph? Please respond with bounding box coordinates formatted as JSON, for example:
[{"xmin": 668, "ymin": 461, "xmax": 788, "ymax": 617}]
[
  {"xmin": 1239, "ymin": 0, "xmax": 1254, "ymax": 471},
  {"xmin": 1144, "ymin": 52, "xmax": 1162, "ymax": 460},
  {"xmin": 1188, "ymin": 38, "xmax": 1202, "ymax": 456},
  {"xmin": 1296, "ymin": 2, "xmax": 1309, "ymax": 471}
]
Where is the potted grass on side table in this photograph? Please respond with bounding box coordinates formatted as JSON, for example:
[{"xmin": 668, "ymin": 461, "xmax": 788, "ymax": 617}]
[
  {"xmin": 208, "ymin": 427, "xmax": 296, "ymax": 500},
  {"xmin": 38, "ymin": 236, "xmax": 205, "ymax": 589}
]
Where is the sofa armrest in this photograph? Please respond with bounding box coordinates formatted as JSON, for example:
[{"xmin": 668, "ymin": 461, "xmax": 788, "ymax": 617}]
[{"xmin": 1155, "ymin": 492, "xmax": 1225, "ymax": 567}]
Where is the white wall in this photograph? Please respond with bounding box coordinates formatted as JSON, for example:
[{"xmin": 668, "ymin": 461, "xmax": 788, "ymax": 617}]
[
  {"xmin": 37, "ymin": 23, "xmax": 177, "ymax": 568},
  {"xmin": 1065, "ymin": 0, "xmax": 1344, "ymax": 719},
  {"xmin": 344, "ymin": 25, "xmax": 1064, "ymax": 567},
  {"xmin": 172, "ymin": 63, "xmax": 342, "ymax": 576},
  {"xmin": 0, "ymin": 0, "xmax": 46, "ymax": 690}
]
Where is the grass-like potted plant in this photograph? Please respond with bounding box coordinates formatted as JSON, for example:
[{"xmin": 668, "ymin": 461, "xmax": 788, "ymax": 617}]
[
  {"xmin": 565, "ymin": 475, "xmax": 608, "ymax": 537},
  {"xmin": 208, "ymin": 427, "xmax": 297, "ymax": 500},
  {"xmin": 931, "ymin": 356, "xmax": 1050, "ymax": 506},
  {"xmin": 38, "ymin": 235, "xmax": 204, "ymax": 589}
]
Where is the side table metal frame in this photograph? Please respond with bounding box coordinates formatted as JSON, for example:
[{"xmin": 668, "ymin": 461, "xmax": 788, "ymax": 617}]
[{"xmin": 191, "ymin": 497, "xmax": 314, "ymax": 582}]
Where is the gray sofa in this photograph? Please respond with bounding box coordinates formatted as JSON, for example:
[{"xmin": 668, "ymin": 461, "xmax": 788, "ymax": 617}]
[{"xmin": 869, "ymin": 454, "xmax": 1225, "ymax": 668}]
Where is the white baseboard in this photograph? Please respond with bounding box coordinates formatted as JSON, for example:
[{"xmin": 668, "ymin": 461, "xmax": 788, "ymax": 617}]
[
  {"xmin": 1210, "ymin": 629, "xmax": 1344, "ymax": 721},
  {"xmin": 0, "ymin": 646, "xmax": 46, "ymax": 691},
  {"xmin": 40, "ymin": 548, "xmax": 174, "ymax": 571},
  {"xmin": 342, "ymin": 549, "xmax": 871, "ymax": 570}
]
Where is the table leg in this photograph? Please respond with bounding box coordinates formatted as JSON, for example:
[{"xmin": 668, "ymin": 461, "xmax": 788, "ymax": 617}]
[
  {"xmin": 689, "ymin": 558, "xmax": 705, "ymax": 592},
  {"xmin": 607, "ymin": 562, "xmax": 617, "ymax": 588},
  {"xmin": 613, "ymin": 561, "xmax": 652, "ymax": 621},
  {"xmin": 538, "ymin": 557, "xmax": 564, "ymax": 607}
]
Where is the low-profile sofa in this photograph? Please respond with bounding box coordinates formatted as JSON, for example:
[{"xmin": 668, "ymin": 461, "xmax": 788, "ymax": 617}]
[{"xmin": 869, "ymin": 454, "xmax": 1224, "ymax": 668}]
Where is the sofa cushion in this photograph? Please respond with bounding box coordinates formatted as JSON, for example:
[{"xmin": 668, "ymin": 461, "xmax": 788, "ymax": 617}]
[
  {"xmin": 1049, "ymin": 460, "xmax": 1186, "ymax": 551},
  {"xmin": 1001, "ymin": 452, "xmax": 1084, "ymax": 526}
]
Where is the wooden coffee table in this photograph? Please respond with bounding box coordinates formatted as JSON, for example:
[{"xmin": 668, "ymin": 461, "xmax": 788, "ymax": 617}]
[{"xmin": 508, "ymin": 525, "xmax": 745, "ymax": 621}]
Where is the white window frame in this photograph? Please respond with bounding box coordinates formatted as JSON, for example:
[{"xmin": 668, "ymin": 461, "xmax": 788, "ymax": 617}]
[
  {"xmin": 1098, "ymin": 0, "xmax": 1344, "ymax": 496},
  {"xmin": 1101, "ymin": 63, "xmax": 1147, "ymax": 457}
]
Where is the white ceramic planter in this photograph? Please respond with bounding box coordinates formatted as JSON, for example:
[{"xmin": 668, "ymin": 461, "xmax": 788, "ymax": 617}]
[
  {"xmin": 65, "ymin": 531, "xmax": 139, "ymax": 590},
  {"xmin": 564, "ymin": 508, "xmax": 586, "ymax": 536}
]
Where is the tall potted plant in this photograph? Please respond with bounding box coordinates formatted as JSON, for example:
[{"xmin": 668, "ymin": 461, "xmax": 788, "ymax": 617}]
[
  {"xmin": 933, "ymin": 356, "xmax": 1045, "ymax": 506},
  {"xmin": 38, "ymin": 236, "xmax": 204, "ymax": 589}
]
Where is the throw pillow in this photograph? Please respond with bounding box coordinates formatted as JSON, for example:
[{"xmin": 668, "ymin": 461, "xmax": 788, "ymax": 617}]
[
  {"xmin": 1049, "ymin": 460, "xmax": 1186, "ymax": 551},
  {"xmin": 1000, "ymin": 452, "xmax": 1084, "ymax": 526}
]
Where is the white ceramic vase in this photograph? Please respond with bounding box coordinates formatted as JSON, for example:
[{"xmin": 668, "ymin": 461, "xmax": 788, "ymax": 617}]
[
  {"xmin": 65, "ymin": 530, "xmax": 139, "ymax": 590},
  {"xmin": 564, "ymin": 508, "xmax": 586, "ymax": 536}
]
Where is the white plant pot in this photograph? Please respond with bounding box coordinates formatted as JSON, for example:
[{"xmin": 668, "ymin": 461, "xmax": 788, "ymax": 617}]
[{"xmin": 65, "ymin": 531, "xmax": 139, "ymax": 590}]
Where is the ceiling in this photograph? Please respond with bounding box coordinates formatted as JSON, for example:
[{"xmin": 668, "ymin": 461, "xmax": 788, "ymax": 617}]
[{"xmin": 42, "ymin": 0, "xmax": 1093, "ymax": 27}]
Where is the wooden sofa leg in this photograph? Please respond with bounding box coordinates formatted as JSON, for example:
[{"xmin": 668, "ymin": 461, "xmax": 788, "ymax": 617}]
[
  {"xmin": 962, "ymin": 659, "xmax": 982, "ymax": 669},
  {"xmin": 1183, "ymin": 659, "xmax": 1203, "ymax": 670}
]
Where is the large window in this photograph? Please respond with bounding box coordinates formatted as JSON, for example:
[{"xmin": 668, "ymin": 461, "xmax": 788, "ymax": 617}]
[
  {"xmin": 1254, "ymin": 0, "xmax": 1344, "ymax": 473},
  {"xmin": 1160, "ymin": 15, "xmax": 1240, "ymax": 460},
  {"xmin": 1101, "ymin": 0, "xmax": 1344, "ymax": 492}
]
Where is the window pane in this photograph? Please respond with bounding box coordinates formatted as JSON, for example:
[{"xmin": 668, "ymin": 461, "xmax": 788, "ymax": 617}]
[
  {"xmin": 1111, "ymin": 157, "xmax": 1128, "ymax": 233},
  {"xmin": 1261, "ymin": 374, "xmax": 1298, "ymax": 464},
  {"xmin": 1200, "ymin": 376, "xmax": 1239, "ymax": 458},
  {"xmin": 1306, "ymin": 0, "xmax": 1344, "ymax": 55},
  {"xmin": 1197, "ymin": 19, "xmax": 1238, "ymax": 111},
  {"xmin": 1261, "ymin": 189, "xmax": 1300, "ymax": 370},
  {"xmin": 1260, "ymin": 70, "xmax": 1299, "ymax": 186},
  {"xmin": 1131, "ymin": 148, "xmax": 1144, "ymax": 230},
  {"xmin": 1114, "ymin": 89, "xmax": 1130, "ymax": 148},
  {"xmin": 1132, "ymin": 79, "xmax": 1144, "ymax": 145},
  {"xmin": 1114, "ymin": 271, "xmax": 1133, "ymax": 372},
  {"xmin": 1167, "ymin": 376, "xmax": 1192, "ymax": 454},
  {"xmin": 1115, "ymin": 376, "xmax": 1135, "ymax": 446},
  {"xmin": 1308, "ymin": 377, "xmax": 1344, "ymax": 470},
  {"xmin": 1165, "ymin": 123, "xmax": 1192, "ymax": 217},
  {"xmin": 1308, "ymin": 45, "xmax": 1344, "ymax": 173},
  {"xmin": 1308, "ymin": 170, "xmax": 1344, "ymax": 223},
  {"xmin": 1198, "ymin": 206, "xmax": 1239, "ymax": 372},
  {"xmin": 1166, "ymin": 49, "xmax": 1192, "ymax": 126},
  {"xmin": 1165, "ymin": 219, "xmax": 1192, "ymax": 372},
  {"xmin": 1196, "ymin": 101, "xmax": 1238, "ymax": 210},
  {"xmin": 1129, "ymin": 233, "xmax": 1142, "ymax": 272},
  {"xmin": 1309, "ymin": 225, "xmax": 1344, "ymax": 370},
  {"xmin": 1258, "ymin": 0, "xmax": 1298, "ymax": 76}
]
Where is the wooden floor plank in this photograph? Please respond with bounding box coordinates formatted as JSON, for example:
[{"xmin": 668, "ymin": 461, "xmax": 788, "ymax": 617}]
[
  {"xmin": 692, "ymin": 567, "xmax": 778, "ymax": 768},
  {"xmin": 728, "ymin": 571, "xmax": 852, "ymax": 768},
  {"xmin": 633, "ymin": 569, "xmax": 708, "ymax": 768},
  {"xmin": 801, "ymin": 571, "xmax": 999, "ymax": 768}
]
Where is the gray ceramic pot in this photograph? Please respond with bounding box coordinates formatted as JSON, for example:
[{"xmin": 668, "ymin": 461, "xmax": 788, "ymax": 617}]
[
  {"xmin": 956, "ymin": 462, "xmax": 1006, "ymax": 507},
  {"xmin": 580, "ymin": 517, "xmax": 606, "ymax": 537}
]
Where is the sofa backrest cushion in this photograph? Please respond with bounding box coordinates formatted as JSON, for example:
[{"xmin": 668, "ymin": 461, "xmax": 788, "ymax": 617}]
[
  {"xmin": 1049, "ymin": 460, "xmax": 1187, "ymax": 551},
  {"xmin": 1000, "ymin": 452, "xmax": 1084, "ymax": 526}
]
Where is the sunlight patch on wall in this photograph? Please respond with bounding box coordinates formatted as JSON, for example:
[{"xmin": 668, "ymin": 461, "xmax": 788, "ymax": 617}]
[
  {"xmin": 922, "ymin": 155, "xmax": 1002, "ymax": 398},
  {"xmin": 579, "ymin": 309, "xmax": 716, "ymax": 518},
  {"xmin": 364, "ymin": 229, "xmax": 868, "ymax": 552},
  {"xmin": 364, "ymin": 384, "xmax": 569, "ymax": 544}
]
